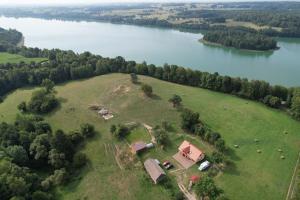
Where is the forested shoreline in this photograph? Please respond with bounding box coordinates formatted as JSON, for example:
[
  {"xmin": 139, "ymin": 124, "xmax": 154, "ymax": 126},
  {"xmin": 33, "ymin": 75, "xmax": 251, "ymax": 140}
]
[
  {"xmin": 1, "ymin": 2, "xmax": 300, "ymax": 38},
  {"xmin": 202, "ymin": 30, "xmax": 278, "ymax": 51},
  {"xmin": 0, "ymin": 45, "xmax": 299, "ymax": 121}
]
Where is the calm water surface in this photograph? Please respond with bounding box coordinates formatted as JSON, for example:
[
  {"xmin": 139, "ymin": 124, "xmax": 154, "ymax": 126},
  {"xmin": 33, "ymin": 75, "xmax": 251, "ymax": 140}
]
[{"xmin": 1, "ymin": 16, "xmax": 300, "ymax": 86}]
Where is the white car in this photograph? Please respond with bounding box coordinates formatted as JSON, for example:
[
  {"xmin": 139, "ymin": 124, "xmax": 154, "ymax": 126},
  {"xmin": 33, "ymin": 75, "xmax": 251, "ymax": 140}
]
[{"xmin": 198, "ymin": 161, "xmax": 210, "ymax": 171}]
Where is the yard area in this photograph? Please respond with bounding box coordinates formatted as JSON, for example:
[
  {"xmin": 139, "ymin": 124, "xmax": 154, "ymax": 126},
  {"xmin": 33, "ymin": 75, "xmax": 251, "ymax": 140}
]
[{"xmin": 0, "ymin": 73, "xmax": 300, "ymax": 200}]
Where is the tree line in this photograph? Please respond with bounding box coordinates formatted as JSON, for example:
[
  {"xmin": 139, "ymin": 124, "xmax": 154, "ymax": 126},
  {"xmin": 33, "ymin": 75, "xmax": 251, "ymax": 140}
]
[{"xmin": 0, "ymin": 47, "xmax": 299, "ymax": 120}]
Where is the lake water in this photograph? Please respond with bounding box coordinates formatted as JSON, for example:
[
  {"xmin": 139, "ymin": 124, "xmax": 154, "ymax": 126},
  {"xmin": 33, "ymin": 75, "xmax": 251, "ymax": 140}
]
[{"xmin": 1, "ymin": 16, "xmax": 299, "ymax": 86}]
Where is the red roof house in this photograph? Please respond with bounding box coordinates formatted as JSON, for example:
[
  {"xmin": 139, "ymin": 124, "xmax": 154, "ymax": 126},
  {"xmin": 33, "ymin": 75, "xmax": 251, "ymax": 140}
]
[
  {"xmin": 131, "ymin": 141, "xmax": 147, "ymax": 154},
  {"xmin": 178, "ymin": 140, "xmax": 205, "ymax": 162}
]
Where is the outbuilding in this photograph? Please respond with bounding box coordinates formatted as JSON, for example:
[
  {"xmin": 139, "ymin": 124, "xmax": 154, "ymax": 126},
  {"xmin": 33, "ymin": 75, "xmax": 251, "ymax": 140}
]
[
  {"xmin": 144, "ymin": 158, "xmax": 166, "ymax": 184},
  {"xmin": 131, "ymin": 141, "xmax": 147, "ymax": 154}
]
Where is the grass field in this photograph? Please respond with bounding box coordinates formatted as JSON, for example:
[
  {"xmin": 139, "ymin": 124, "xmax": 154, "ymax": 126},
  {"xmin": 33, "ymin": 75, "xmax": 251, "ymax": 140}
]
[
  {"xmin": 0, "ymin": 52, "xmax": 47, "ymax": 64},
  {"xmin": 0, "ymin": 73, "xmax": 299, "ymax": 200}
]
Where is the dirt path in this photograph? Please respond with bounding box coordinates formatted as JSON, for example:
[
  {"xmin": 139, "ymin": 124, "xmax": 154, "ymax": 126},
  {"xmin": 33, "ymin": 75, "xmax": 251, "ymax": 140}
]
[
  {"xmin": 172, "ymin": 168, "xmax": 197, "ymax": 200},
  {"xmin": 286, "ymin": 151, "xmax": 300, "ymax": 200},
  {"xmin": 143, "ymin": 123, "xmax": 157, "ymax": 144}
]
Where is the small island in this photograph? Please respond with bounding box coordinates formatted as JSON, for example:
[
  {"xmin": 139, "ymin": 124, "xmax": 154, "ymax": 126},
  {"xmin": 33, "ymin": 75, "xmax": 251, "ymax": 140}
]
[{"xmin": 201, "ymin": 30, "xmax": 279, "ymax": 51}]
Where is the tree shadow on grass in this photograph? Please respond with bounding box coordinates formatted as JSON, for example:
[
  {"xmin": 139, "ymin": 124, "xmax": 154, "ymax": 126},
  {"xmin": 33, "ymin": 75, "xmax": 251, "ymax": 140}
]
[
  {"xmin": 223, "ymin": 160, "xmax": 240, "ymax": 176},
  {"xmin": 150, "ymin": 94, "xmax": 161, "ymax": 100},
  {"xmin": 225, "ymin": 147, "xmax": 241, "ymax": 162},
  {"xmin": 45, "ymin": 97, "xmax": 68, "ymax": 117}
]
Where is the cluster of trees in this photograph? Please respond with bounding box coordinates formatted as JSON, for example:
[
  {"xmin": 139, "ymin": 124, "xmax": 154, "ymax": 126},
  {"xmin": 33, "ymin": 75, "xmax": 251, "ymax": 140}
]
[
  {"xmin": 180, "ymin": 108, "xmax": 226, "ymax": 152},
  {"xmin": 194, "ymin": 175, "xmax": 225, "ymax": 200},
  {"xmin": 0, "ymin": 27, "xmax": 23, "ymax": 51},
  {"xmin": 203, "ymin": 30, "xmax": 278, "ymax": 51},
  {"xmin": 0, "ymin": 47, "xmax": 299, "ymax": 120},
  {"xmin": 0, "ymin": 114, "xmax": 95, "ymax": 200},
  {"xmin": 18, "ymin": 79, "xmax": 59, "ymax": 114}
]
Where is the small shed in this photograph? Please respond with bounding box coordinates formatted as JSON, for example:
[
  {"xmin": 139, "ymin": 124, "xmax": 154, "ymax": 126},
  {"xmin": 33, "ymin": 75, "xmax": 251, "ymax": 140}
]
[
  {"xmin": 144, "ymin": 158, "xmax": 166, "ymax": 184},
  {"xmin": 98, "ymin": 108, "xmax": 109, "ymax": 115},
  {"xmin": 190, "ymin": 175, "xmax": 200, "ymax": 184},
  {"xmin": 131, "ymin": 141, "xmax": 147, "ymax": 154}
]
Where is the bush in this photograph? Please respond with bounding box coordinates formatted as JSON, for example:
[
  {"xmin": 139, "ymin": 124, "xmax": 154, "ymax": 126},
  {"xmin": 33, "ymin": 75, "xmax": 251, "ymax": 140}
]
[
  {"xmin": 112, "ymin": 124, "xmax": 130, "ymax": 139},
  {"xmin": 141, "ymin": 84, "xmax": 153, "ymax": 97},
  {"xmin": 32, "ymin": 191, "xmax": 52, "ymax": 200},
  {"xmin": 73, "ymin": 152, "xmax": 87, "ymax": 168},
  {"xmin": 80, "ymin": 123, "xmax": 95, "ymax": 138},
  {"xmin": 27, "ymin": 89, "xmax": 58, "ymax": 114},
  {"xmin": 130, "ymin": 73, "xmax": 138, "ymax": 84}
]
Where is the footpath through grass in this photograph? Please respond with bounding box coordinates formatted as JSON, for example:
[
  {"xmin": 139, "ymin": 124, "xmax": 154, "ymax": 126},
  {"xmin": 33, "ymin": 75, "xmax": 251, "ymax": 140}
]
[{"xmin": 0, "ymin": 73, "xmax": 299, "ymax": 200}]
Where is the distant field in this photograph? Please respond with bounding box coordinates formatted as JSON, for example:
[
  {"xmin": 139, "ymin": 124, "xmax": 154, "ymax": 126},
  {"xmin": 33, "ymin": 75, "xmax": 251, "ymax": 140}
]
[
  {"xmin": 0, "ymin": 74, "xmax": 299, "ymax": 200},
  {"xmin": 0, "ymin": 52, "xmax": 47, "ymax": 64}
]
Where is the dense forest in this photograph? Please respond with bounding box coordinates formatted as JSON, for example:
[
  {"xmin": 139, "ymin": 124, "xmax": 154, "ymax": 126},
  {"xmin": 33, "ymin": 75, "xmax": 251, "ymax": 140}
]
[
  {"xmin": 0, "ymin": 114, "xmax": 95, "ymax": 200},
  {"xmin": 0, "ymin": 28, "xmax": 23, "ymax": 51},
  {"xmin": 202, "ymin": 30, "xmax": 278, "ymax": 51},
  {"xmin": 0, "ymin": 46, "xmax": 299, "ymax": 120}
]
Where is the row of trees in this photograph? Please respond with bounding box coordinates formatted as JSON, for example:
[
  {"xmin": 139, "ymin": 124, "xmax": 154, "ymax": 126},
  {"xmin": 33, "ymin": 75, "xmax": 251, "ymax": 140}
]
[
  {"xmin": 0, "ymin": 47, "xmax": 299, "ymax": 120},
  {"xmin": 203, "ymin": 30, "xmax": 278, "ymax": 51},
  {"xmin": 180, "ymin": 108, "xmax": 226, "ymax": 153},
  {"xmin": 0, "ymin": 114, "xmax": 95, "ymax": 200}
]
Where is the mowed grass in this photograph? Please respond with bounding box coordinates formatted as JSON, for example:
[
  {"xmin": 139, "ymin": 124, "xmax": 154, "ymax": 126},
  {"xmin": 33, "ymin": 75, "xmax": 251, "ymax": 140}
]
[
  {"xmin": 0, "ymin": 73, "xmax": 300, "ymax": 200},
  {"xmin": 0, "ymin": 52, "xmax": 47, "ymax": 64}
]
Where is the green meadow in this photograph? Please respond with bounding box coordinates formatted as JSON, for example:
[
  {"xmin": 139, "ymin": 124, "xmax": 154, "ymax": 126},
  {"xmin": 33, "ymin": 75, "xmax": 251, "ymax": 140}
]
[
  {"xmin": 0, "ymin": 52, "xmax": 47, "ymax": 64},
  {"xmin": 0, "ymin": 73, "xmax": 299, "ymax": 200}
]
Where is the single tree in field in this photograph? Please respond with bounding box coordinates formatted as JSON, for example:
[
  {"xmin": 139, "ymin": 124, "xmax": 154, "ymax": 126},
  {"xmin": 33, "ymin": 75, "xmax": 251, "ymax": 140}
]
[
  {"xmin": 169, "ymin": 94, "xmax": 182, "ymax": 108},
  {"xmin": 41, "ymin": 79, "xmax": 55, "ymax": 93},
  {"xmin": 141, "ymin": 84, "xmax": 153, "ymax": 97},
  {"xmin": 18, "ymin": 101, "xmax": 27, "ymax": 112},
  {"xmin": 130, "ymin": 73, "xmax": 138, "ymax": 84},
  {"xmin": 195, "ymin": 175, "xmax": 222, "ymax": 200}
]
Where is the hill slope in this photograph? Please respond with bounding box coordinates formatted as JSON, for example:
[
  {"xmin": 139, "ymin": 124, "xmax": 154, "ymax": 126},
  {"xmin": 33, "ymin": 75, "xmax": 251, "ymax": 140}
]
[{"xmin": 0, "ymin": 73, "xmax": 299, "ymax": 200}]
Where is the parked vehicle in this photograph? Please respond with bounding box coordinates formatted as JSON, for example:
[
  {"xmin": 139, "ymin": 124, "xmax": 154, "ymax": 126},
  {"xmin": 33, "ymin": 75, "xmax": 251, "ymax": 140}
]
[
  {"xmin": 198, "ymin": 161, "xmax": 210, "ymax": 171},
  {"xmin": 163, "ymin": 161, "xmax": 174, "ymax": 170}
]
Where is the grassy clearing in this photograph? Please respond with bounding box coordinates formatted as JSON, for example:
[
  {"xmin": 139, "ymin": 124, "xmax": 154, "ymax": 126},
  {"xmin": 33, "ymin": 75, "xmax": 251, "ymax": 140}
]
[
  {"xmin": 0, "ymin": 52, "xmax": 47, "ymax": 64},
  {"xmin": 0, "ymin": 73, "xmax": 299, "ymax": 200},
  {"xmin": 126, "ymin": 126, "xmax": 151, "ymax": 144}
]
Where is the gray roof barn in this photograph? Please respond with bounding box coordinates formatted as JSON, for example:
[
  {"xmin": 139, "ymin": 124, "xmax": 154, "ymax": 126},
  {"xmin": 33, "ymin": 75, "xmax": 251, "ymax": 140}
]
[{"xmin": 144, "ymin": 158, "xmax": 166, "ymax": 184}]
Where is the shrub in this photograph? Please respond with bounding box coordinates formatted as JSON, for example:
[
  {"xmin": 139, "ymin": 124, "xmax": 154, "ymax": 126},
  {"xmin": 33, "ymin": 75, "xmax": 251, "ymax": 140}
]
[
  {"xmin": 141, "ymin": 84, "xmax": 153, "ymax": 97},
  {"xmin": 130, "ymin": 73, "xmax": 138, "ymax": 84},
  {"xmin": 80, "ymin": 123, "xmax": 95, "ymax": 138},
  {"xmin": 73, "ymin": 152, "xmax": 87, "ymax": 168}
]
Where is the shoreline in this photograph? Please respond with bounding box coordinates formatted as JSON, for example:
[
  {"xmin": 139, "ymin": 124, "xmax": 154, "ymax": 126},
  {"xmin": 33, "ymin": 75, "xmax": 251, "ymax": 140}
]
[
  {"xmin": 17, "ymin": 36, "xmax": 25, "ymax": 47},
  {"xmin": 199, "ymin": 38, "xmax": 280, "ymax": 53}
]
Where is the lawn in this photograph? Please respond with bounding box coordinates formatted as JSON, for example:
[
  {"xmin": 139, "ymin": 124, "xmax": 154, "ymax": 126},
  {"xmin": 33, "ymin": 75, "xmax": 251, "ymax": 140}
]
[
  {"xmin": 126, "ymin": 126, "xmax": 151, "ymax": 144},
  {"xmin": 0, "ymin": 73, "xmax": 299, "ymax": 200},
  {"xmin": 0, "ymin": 52, "xmax": 47, "ymax": 64}
]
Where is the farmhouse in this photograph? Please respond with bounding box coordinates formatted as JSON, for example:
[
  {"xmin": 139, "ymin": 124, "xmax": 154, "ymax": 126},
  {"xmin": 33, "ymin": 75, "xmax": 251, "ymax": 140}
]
[
  {"xmin": 178, "ymin": 140, "xmax": 205, "ymax": 162},
  {"xmin": 131, "ymin": 141, "xmax": 147, "ymax": 154},
  {"xmin": 144, "ymin": 158, "xmax": 166, "ymax": 184}
]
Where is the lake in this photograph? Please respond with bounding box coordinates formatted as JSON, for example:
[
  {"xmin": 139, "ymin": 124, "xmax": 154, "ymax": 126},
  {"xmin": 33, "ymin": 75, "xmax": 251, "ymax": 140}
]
[{"xmin": 1, "ymin": 16, "xmax": 299, "ymax": 86}]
